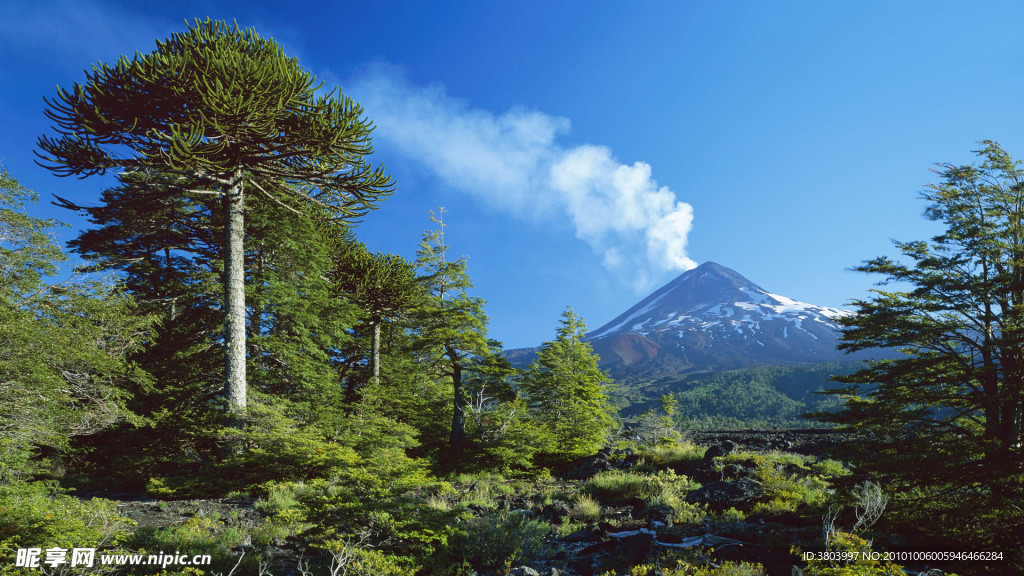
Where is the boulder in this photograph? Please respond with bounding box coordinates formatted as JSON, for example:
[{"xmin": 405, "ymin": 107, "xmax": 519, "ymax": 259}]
[
  {"xmin": 570, "ymin": 454, "xmax": 616, "ymax": 479},
  {"xmin": 685, "ymin": 478, "xmax": 765, "ymax": 512},
  {"xmin": 703, "ymin": 440, "xmax": 739, "ymax": 463},
  {"xmin": 539, "ymin": 501, "xmax": 571, "ymax": 524}
]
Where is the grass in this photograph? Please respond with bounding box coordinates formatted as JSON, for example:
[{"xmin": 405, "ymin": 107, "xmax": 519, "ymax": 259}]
[
  {"xmin": 637, "ymin": 441, "xmax": 707, "ymax": 473},
  {"xmin": 712, "ymin": 450, "xmax": 833, "ymax": 518},
  {"xmin": 571, "ymin": 493, "xmax": 602, "ymax": 522},
  {"xmin": 582, "ymin": 470, "xmax": 652, "ymax": 504}
]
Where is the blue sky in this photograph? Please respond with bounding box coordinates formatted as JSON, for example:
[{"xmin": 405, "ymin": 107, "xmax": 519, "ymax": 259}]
[{"xmin": 1, "ymin": 1, "xmax": 1022, "ymax": 348}]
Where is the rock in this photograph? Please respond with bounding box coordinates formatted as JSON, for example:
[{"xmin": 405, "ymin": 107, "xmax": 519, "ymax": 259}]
[
  {"xmin": 509, "ymin": 567, "xmax": 541, "ymax": 576},
  {"xmin": 501, "ymin": 495, "xmax": 532, "ymax": 511},
  {"xmin": 561, "ymin": 527, "xmax": 598, "ymax": 543},
  {"xmin": 703, "ymin": 440, "xmax": 739, "ymax": 463},
  {"xmin": 539, "ymin": 501, "xmax": 571, "ymax": 524},
  {"xmin": 712, "ymin": 542, "xmax": 796, "ymax": 576},
  {"xmin": 570, "ymin": 556, "xmax": 596, "ymax": 576},
  {"xmin": 618, "ymin": 453, "xmax": 641, "ymax": 470},
  {"xmin": 614, "ymin": 531, "xmax": 656, "ymax": 565},
  {"xmin": 720, "ymin": 461, "xmax": 757, "ymax": 480},
  {"xmin": 627, "ymin": 496, "xmax": 647, "ymax": 519},
  {"xmin": 570, "ymin": 454, "xmax": 616, "ymax": 479},
  {"xmin": 685, "ymin": 478, "xmax": 765, "ymax": 512},
  {"xmin": 644, "ymin": 504, "xmax": 674, "ymax": 527}
]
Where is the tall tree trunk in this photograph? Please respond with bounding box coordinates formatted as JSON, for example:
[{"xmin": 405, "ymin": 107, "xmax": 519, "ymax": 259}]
[
  {"xmin": 370, "ymin": 318, "xmax": 381, "ymax": 388},
  {"xmin": 224, "ymin": 178, "xmax": 247, "ymax": 416},
  {"xmin": 447, "ymin": 344, "xmax": 466, "ymax": 458}
]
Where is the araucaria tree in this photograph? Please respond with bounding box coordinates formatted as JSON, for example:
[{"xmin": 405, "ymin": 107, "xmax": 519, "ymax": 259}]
[
  {"xmin": 823, "ymin": 141, "xmax": 1023, "ymax": 551},
  {"xmin": 37, "ymin": 19, "xmax": 394, "ymax": 416}
]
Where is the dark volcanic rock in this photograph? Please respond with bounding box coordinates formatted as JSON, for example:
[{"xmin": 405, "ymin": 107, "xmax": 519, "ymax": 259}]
[
  {"xmin": 539, "ymin": 501, "xmax": 571, "ymax": 524},
  {"xmin": 685, "ymin": 478, "xmax": 766, "ymax": 512},
  {"xmin": 703, "ymin": 440, "xmax": 739, "ymax": 463}
]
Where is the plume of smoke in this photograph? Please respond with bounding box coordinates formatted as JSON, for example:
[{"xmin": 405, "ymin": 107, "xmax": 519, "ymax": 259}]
[{"xmin": 349, "ymin": 66, "xmax": 696, "ymax": 290}]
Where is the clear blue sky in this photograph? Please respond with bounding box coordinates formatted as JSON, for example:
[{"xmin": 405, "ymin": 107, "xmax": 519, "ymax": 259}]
[{"xmin": 2, "ymin": 1, "xmax": 1022, "ymax": 348}]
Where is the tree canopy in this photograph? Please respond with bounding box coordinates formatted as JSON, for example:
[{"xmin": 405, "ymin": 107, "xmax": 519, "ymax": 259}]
[
  {"xmin": 0, "ymin": 166, "xmax": 152, "ymax": 481},
  {"xmin": 37, "ymin": 19, "xmax": 394, "ymax": 415},
  {"xmin": 819, "ymin": 141, "xmax": 1024, "ymax": 551}
]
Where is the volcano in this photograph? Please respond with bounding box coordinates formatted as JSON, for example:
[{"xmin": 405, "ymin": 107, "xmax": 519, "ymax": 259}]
[{"xmin": 583, "ymin": 262, "xmax": 856, "ymax": 377}]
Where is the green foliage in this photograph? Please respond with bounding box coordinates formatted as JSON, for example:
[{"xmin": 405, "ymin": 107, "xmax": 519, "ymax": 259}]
[
  {"xmin": 456, "ymin": 511, "xmax": 551, "ymax": 572},
  {"xmin": 571, "ymin": 493, "xmax": 603, "ymax": 522},
  {"xmin": 322, "ymin": 539, "xmax": 417, "ymax": 576},
  {"xmin": 582, "ymin": 469, "xmax": 699, "ymax": 508},
  {"xmin": 522, "ymin": 307, "xmax": 617, "ymax": 461},
  {"xmin": 816, "ymin": 142, "xmax": 1024, "ymax": 564},
  {"xmin": 800, "ymin": 532, "xmax": 905, "ymax": 576},
  {"xmin": 412, "ymin": 208, "xmax": 495, "ymax": 461},
  {"xmin": 39, "ymin": 17, "xmax": 395, "ymax": 417},
  {"xmin": 715, "ymin": 451, "xmax": 831, "ymax": 517},
  {"xmin": 123, "ymin": 513, "xmax": 276, "ymax": 576},
  {"xmin": 601, "ymin": 550, "xmax": 766, "ymax": 575},
  {"xmin": 0, "ymin": 166, "xmax": 154, "ymax": 481},
  {"xmin": 0, "ymin": 482, "xmax": 129, "ymax": 559},
  {"xmin": 667, "ymin": 363, "xmax": 853, "ymax": 429},
  {"xmin": 468, "ymin": 393, "xmax": 550, "ymax": 472},
  {"xmin": 38, "ymin": 18, "xmax": 394, "ymax": 207},
  {"xmin": 635, "ymin": 441, "xmax": 707, "ymax": 473}
]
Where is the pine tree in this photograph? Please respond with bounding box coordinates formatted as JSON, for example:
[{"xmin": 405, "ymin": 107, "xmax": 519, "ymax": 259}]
[
  {"xmin": 37, "ymin": 19, "xmax": 394, "ymax": 416},
  {"xmin": 327, "ymin": 230, "xmax": 421, "ymax": 391},
  {"xmin": 522, "ymin": 308, "xmax": 616, "ymax": 461}
]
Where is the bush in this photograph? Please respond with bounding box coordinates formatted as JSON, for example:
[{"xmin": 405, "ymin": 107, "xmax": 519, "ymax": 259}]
[
  {"xmin": 321, "ymin": 538, "xmax": 417, "ymax": 576},
  {"xmin": 801, "ymin": 531, "xmax": 906, "ymax": 576},
  {"xmin": 0, "ymin": 481, "xmax": 130, "ymax": 562},
  {"xmin": 600, "ymin": 549, "xmax": 766, "ymax": 575},
  {"xmin": 583, "ymin": 469, "xmax": 699, "ymax": 507},
  {"xmin": 458, "ymin": 512, "xmax": 550, "ymax": 571},
  {"xmin": 637, "ymin": 441, "xmax": 707, "ymax": 472},
  {"xmin": 714, "ymin": 452, "xmax": 831, "ymax": 518}
]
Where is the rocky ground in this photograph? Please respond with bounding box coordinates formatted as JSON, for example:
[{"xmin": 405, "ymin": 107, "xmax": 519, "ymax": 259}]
[{"xmin": 88, "ymin": 430, "xmax": 942, "ymax": 576}]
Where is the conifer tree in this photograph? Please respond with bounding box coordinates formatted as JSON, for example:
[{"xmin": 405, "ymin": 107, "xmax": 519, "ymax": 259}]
[
  {"xmin": 327, "ymin": 230, "xmax": 421, "ymax": 390},
  {"xmin": 522, "ymin": 308, "xmax": 616, "ymax": 461},
  {"xmin": 37, "ymin": 19, "xmax": 394, "ymax": 416},
  {"xmin": 413, "ymin": 208, "xmax": 492, "ymax": 459}
]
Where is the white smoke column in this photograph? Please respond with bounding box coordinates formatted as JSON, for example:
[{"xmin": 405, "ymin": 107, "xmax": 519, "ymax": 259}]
[{"xmin": 349, "ymin": 66, "xmax": 697, "ymax": 289}]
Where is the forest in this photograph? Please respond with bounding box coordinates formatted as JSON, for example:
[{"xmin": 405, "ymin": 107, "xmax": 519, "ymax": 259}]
[{"xmin": 1, "ymin": 19, "xmax": 1022, "ymax": 576}]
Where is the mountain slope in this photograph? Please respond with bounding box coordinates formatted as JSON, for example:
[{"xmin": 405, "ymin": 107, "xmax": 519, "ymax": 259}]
[{"xmin": 585, "ymin": 262, "xmax": 858, "ymax": 378}]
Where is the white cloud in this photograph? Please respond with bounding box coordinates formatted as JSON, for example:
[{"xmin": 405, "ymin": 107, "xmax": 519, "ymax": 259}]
[{"xmin": 348, "ymin": 65, "xmax": 697, "ymax": 289}]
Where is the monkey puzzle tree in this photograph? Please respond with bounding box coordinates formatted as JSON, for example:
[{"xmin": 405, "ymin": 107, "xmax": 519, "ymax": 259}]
[
  {"xmin": 327, "ymin": 229, "xmax": 421, "ymax": 390},
  {"xmin": 37, "ymin": 19, "xmax": 394, "ymax": 416}
]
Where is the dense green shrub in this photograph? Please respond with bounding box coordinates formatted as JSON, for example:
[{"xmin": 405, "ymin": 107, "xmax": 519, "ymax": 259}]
[
  {"xmin": 457, "ymin": 511, "xmax": 551, "ymax": 571},
  {"xmin": 583, "ymin": 469, "xmax": 699, "ymax": 506},
  {"xmin": 0, "ymin": 482, "xmax": 130, "ymax": 568},
  {"xmin": 800, "ymin": 532, "xmax": 906, "ymax": 576}
]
